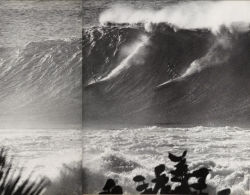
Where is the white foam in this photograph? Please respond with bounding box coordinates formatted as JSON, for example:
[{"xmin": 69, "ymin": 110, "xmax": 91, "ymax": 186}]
[
  {"xmin": 83, "ymin": 126, "xmax": 250, "ymax": 194},
  {"xmin": 101, "ymin": 35, "xmax": 149, "ymax": 81},
  {"xmin": 0, "ymin": 129, "xmax": 82, "ymax": 180},
  {"xmin": 100, "ymin": 2, "xmax": 250, "ymax": 33}
]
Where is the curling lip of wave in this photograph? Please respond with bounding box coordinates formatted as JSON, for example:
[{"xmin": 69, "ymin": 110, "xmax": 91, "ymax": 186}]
[{"xmin": 99, "ymin": 1, "xmax": 250, "ymax": 32}]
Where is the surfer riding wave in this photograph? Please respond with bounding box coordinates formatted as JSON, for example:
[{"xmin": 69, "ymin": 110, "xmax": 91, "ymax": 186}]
[
  {"xmin": 167, "ymin": 64, "xmax": 180, "ymax": 80},
  {"xmin": 91, "ymin": 68, "xmax": 99, "ymax": 82}
]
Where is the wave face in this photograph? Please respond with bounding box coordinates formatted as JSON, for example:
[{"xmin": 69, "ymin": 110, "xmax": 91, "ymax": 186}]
[
  {"xmin": 0, "ymin": 38, "xmax": 82, "ymax": 129},
  {"xmin": 83, "ymin": 22, "xmax": 250, "ymax": 126}
]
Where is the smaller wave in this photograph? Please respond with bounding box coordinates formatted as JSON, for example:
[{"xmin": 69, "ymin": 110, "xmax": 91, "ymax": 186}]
[{"xmin": 0, "ymin": 37, "xmax": 82, "ymax": 129}]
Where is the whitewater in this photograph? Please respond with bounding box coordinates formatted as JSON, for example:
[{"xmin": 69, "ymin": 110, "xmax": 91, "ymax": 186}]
[{"xmin": 83, "ymin": 126, "xmax": 250, "ymax": 194}]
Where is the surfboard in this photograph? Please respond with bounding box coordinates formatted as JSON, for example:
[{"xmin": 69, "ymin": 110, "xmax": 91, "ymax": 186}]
[
  {"xmin": 85, "ymin": 81, "xmax": 97, "ymax": 89},
  {"xmin": 154, "ymin": 76, "xmax": 183, "ymax": 91},
  {"xmin": 84, "ymin": 77, "xmax": 106, "ymax": 90}
]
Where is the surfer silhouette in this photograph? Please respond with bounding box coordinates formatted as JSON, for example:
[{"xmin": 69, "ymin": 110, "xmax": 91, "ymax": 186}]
[
  {"xmin": 167, "ymin": 64, "xmax": 180, "ymax": 80},
  {"xmin": 91, "ymin": 68, "xmax": 99, "ymax": 82}
]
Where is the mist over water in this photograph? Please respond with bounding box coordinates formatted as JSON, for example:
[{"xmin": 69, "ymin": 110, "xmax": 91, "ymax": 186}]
[
  {"xmin": 100, "ymin": 1, "xmax": 250, "ymax": 33},
  {"xmin": 101, "ymin": 35, "xmax": 149, "ymax": 81}
]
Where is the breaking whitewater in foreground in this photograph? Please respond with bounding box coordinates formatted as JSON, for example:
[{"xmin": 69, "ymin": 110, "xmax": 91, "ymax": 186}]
[
  {"xmin": 83, "ymin": 126, "xmax": 250, "ymax": 194},
  {"xmin": 98, "ymin": 150, "xmax": 231, "ymax": 195}
]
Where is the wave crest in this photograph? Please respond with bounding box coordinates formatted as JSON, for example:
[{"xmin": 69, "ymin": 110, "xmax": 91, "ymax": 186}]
[{"xmin": 99, "ymin": 2, "xmax": 250, "ymax": 33}]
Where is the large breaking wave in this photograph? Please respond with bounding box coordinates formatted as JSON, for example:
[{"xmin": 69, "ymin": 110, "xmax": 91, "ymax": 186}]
[
  {"xmin": 83, "ymin": 20, "xmax": 250, "ymax": 126},
  {"xmin": 0, "ymin": 38, "xmax": 82, "ymax": 129}
]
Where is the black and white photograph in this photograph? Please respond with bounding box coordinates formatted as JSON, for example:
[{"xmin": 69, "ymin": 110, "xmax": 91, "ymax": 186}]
[
  {"xmin": 0, "ymin": 0, "xmax": 82, "ymax": 194},
  {"xmin": 83, "ymin": 1, "xmax": 250, "ymax": 194}
]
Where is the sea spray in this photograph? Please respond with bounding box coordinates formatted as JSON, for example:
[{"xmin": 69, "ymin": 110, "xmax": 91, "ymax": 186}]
[
  {"xmin": 100, "ymin": 1, "xmax": 250, "ymax": 33},
  {"xmin": 101, "ymin": 35, "xmax": 149, "ymax": 81}
]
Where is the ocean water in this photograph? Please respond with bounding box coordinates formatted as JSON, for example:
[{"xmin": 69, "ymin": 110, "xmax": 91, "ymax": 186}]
[
  {"xmin": 0, "ymin": 129, "xmax": 81, "ymax": 179},
  {"xmin": 0, "ymin": 1, "xmax": 81, "ymax": 47},
  {"xmin": 83, "ymin": 126, "xmax": 250, "ymax": 194},
  {"xmin": 83, "ymin": 0, "xmax": 250, "ymax": 194},
  {"xmin": 0, "ymin": 1, "xmax": 82, "ymax": 194},
  {"xmin": 0, "ymin": 1, "xmax": 82, "ymax": 130},
  {"xmin": 0, "ymin": 1, "xmax": 82, "ymax": 129}
]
